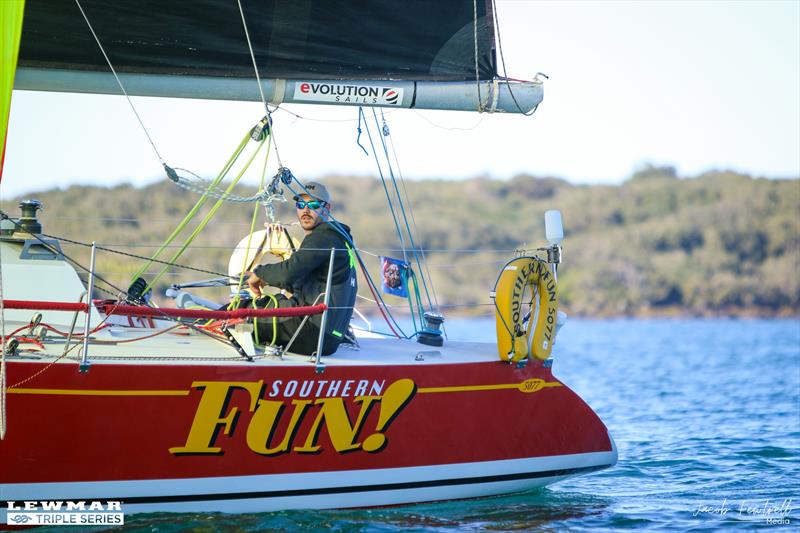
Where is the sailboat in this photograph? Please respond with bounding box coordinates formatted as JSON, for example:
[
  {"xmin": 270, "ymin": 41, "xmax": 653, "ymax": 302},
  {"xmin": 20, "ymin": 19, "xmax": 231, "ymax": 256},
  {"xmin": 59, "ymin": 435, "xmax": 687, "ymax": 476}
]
[{"xmin": 0, "ymin": 0, "xmax": 615, "ymax": 519}]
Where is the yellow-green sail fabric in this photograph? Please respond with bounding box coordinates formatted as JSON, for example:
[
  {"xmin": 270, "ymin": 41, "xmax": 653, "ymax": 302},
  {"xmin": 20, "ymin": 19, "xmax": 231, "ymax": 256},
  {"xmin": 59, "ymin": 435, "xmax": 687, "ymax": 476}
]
[{"xmin": 0, "ymin": 0, "xmax": 25, "ymax": 182}]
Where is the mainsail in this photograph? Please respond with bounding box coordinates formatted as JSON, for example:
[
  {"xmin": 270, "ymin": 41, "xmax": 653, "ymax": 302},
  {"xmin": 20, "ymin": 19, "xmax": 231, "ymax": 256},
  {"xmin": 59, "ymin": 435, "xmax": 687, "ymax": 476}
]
[{"xmin": 13, "ymin": 0, "xmax": 543, "ymax": 113}]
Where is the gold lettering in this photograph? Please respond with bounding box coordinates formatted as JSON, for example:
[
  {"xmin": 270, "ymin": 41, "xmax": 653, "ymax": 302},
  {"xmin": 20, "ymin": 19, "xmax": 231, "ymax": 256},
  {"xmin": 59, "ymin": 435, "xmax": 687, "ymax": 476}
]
[
  {"xmin": 294, "ymin": 396, "xmax": 379, "ymax": 453},
  {"xmin": 246, "ymin": 399, "xmax": 312, "ymax": 455},
  {"xmin": 169, "ymin": 381, "xmax": 262, "ymax": 454}
]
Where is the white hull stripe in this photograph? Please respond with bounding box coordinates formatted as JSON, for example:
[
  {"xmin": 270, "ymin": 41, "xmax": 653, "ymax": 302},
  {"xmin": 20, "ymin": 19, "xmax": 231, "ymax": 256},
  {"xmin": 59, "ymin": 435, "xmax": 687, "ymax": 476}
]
[{"xmin": 1, "ymin": 465, "xmax": 607, "ymax": 506}]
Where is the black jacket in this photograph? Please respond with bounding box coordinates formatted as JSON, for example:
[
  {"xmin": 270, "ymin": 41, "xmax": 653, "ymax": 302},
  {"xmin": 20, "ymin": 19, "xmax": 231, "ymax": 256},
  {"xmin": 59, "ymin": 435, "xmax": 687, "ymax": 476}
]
[{"xmin": 253, "ymin": 222, "xmax": 357, "ymax": 351}]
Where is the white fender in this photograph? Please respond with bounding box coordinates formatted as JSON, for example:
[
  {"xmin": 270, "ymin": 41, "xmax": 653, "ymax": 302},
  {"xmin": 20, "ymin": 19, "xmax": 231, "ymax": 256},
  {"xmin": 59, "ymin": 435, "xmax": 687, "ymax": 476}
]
[{"xmin": 228, "ymin": 225, "xmax": 299, "ymax": 296}]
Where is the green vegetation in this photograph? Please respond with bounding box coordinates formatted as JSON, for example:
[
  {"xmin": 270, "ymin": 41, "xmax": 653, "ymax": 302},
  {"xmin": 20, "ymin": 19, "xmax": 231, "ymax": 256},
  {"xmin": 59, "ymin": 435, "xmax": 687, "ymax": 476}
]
[{"xmin": 2, "ymin": 168, "xmax": 797, "ymax": 318}]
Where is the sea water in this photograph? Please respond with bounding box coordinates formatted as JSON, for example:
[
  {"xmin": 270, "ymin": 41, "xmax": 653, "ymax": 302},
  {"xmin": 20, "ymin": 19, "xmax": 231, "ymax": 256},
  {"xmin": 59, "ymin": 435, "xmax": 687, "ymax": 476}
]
[{"xmin": 56, "ymin": 319, "xmax": 800, "ymax": 531}]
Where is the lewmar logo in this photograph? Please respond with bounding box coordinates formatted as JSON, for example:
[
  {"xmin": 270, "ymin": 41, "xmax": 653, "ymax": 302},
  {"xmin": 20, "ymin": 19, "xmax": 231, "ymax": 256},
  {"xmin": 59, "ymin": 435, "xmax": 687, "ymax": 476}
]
[
  {"xmin": 5, "ymin": 501, "xmax": 124, "ymax": 526},
  {"xmin": 295, "ymin": 82, "xmax": 404, "ymax": 106}
]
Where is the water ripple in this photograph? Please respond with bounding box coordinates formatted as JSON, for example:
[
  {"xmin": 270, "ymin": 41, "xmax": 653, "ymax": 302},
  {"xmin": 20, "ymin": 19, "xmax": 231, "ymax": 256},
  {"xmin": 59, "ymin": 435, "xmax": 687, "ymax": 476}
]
[{"xmin": 90, "ymin": 319, "xmax": 800, "ymax": 532}]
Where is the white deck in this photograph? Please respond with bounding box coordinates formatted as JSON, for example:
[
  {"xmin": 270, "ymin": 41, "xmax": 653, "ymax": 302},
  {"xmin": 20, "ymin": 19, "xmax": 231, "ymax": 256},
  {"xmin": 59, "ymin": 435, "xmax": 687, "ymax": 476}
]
[{"xmin": 2, "ymin": 317, "xmax": 502, "ymax": 367}]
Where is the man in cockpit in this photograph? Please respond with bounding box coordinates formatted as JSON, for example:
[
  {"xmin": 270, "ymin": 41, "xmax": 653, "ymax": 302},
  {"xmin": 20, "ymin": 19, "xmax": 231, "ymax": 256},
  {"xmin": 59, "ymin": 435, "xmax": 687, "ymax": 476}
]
[{"xmin": 244, "ymin": 182, "xmax": 357, "ymax": 355}]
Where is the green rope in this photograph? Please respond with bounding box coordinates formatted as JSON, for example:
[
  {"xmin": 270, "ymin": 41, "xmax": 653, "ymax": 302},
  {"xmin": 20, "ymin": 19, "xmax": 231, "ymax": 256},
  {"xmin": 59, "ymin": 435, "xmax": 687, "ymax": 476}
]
[
  {"xmin": 129, "ymin": 130, "xmax": 252, "ymax": 287},
  {"xmin": 404, "ymin": 268, "xmax": 427, "ymax": 335},
  {"xmin": 403, "ymin": 268, "xmax": 419, "ymax": 332},
  {"xmin": 252, "ymin": 293, "xmax": 278, "ymax": 347},
  {"xmin": 145, "ymin": 136, "xmax": 267, "ymax": 293},
  {"xmin": 236, "ymin": 139, "xmax": 277, "ymax": 349},
  {"xmin": 233, "ymin": 139, "xmax": 273, "ymax": 296}
]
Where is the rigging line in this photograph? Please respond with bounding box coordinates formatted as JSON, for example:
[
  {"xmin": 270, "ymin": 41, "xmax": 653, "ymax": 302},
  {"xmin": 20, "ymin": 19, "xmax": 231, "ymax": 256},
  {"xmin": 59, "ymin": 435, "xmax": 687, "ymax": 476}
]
[
  {"xmin": 146, "ymin": 137, "xmax": 268, "ymax": 292},
  {"xmin": 235, "ymin": 0, "xmax": 269, "ymax": 115},
  {"xmin": 73, "ymin": 0, "xmax": 165, "ymax": 164},
  {"xmin": 491, "ymin": 0, "xmax": 539, "ymax": 117},
  {"xmin": 53, "ymin": 236, "xmax": 522, "ymax": 255},
  {"xmin": 355, "ymin": 108, "xmax": 369, "ymax": 156},
  {"xmin": 37, "ymin": 215, "xmax": 261, "ymax": 227},
  {"xmin": 42, "ymin": 233, "xmax": 231, "ymax": 278},
  {"xmin": 411, "ymin": 110, "xmax": 484, "ymax": 131},
  {"xmin": 0, "ymin": 214, "xmax": 129, "ymax": 303},
  {"xmin": 386, "ymin": 124, "xmax": 441, "ymax": 311},
  {"xmin": 285, "ymin": 181, "xmax": 407, "ymax": 337},
  {"xmin": 233, "ymin": 142, "xmax": 273, "ymax": 299},
  {"xmin": 372, "ymin": 112, "xmax": 432, "ymax": 307},
  {"xmin": 371, "ymin": 108, "xmax": 433, "ymax": 311},
  {"xmin": 0, "ymin": 216, "xmax": 233, "ymax": 348},
  {"xmin": 361, "ymin": 109, "xmax": 408, "ymax": 261},
  {"xmin": 46, "ymin": 231, "xmax": 513, "ymax": 274},
  {"xmin": 302, "ymin": 197, "xmax": 407, "ymax": 337},
  {"xmin": 130, "ymin": 129, "xmax": 251, "ymax": 285},
  {"xmin": 278, "ymin": 106, "xmax": 400, "ymax": 123},
  {"xmin": 235, "ymin": 0, "xmax": 284, "ymax": 168},
  {"xmin": 356, "ymin": 252, "xmax": 406, "ymax": 338}
]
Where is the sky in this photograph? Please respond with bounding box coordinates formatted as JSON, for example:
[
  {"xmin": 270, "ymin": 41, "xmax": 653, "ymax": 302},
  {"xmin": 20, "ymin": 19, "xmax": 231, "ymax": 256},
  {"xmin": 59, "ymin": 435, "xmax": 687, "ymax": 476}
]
[{"xmin": 1, "ymin": 0, "xmax": 799, "ymax": 198}]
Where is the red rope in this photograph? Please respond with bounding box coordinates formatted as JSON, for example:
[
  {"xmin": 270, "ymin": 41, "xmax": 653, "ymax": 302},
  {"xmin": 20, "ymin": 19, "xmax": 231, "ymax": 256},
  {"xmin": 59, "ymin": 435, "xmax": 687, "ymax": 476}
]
[
  {"xmin": 101, "ymin": 303, "xmax": 327, "ymax": 320},
  {"xmin": 357, "ymin": 261, "xmax": 401, "ymax": 338},
  {"xmin": 1, "ymin": 299, "xmax": 327, "ymax": 320},
  {"xmin": 2, "ymin": 300, "xmax": 88, "ymax": 312}
]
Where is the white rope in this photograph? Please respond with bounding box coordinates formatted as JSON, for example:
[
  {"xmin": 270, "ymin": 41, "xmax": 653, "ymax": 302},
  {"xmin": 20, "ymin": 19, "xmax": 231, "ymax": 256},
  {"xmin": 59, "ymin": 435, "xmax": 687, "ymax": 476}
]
[
  {"xmin": 490, "ymin": 0, "xmax": 539, "ymax": 116},
  {"xmin": 235, "ymin": 0, "xmax": 285, "ymax": 168},
  {"xmin": 74, "ymin": 0, "xmax": 165, "ymax": 164},
  {"xmin": 235, "ymin": 0, "xmax": 269, "ymax": 113},
  {"xmin": 489, "ymin": 78, "xmax": 500, "ymax": 113},
  {"xmin": 411, "ymin": 110, "xmax": 484, "ymax": 131},
  {"xmin": 473, "ymin": 0, "xmax": 484, "ymax": 113}
]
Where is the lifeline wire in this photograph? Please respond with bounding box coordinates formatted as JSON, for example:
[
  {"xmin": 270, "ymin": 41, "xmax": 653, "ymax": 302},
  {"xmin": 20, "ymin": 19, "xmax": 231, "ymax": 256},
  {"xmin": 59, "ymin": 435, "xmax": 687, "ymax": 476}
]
[
  {"xmin": 0, "ymin": 215, "xmax": 234, "ymax": 350},
  {"xmin": 73, "ymin": 0, "xmax": 165, "ymax": 164}
]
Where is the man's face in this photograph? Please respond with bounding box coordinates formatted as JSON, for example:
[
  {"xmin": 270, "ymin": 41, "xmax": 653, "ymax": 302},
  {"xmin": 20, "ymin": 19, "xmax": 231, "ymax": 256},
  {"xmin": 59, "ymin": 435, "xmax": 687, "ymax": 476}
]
[
  {"xmin": 296, "ymin": 194, "xmax": 327, "ymax": 231},
  {"xmin": 385, "ymin": 263, "xmax": 401, "ymax": 287}
]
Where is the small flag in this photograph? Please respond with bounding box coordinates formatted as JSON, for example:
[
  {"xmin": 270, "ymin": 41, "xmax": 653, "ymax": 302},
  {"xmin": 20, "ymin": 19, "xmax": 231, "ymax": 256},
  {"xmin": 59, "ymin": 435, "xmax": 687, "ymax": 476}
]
[{"xmin": 380, "ymin": 257, "xmax": 409, "ymax": 297}]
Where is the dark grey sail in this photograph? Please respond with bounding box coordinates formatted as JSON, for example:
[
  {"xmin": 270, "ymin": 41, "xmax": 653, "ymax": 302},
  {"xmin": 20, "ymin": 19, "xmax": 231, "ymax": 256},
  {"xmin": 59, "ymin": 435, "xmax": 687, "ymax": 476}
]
[{"xmin": 15, "ymin": 0, "xmax": 543, "ymax": 113}]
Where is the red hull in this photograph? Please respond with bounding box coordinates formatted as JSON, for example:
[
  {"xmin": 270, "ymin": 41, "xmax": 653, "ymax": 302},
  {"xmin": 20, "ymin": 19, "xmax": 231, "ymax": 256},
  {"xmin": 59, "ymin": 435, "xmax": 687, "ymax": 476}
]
[{"xmin": 2, "ymin": 358, "xmax": 610, "ymax": 483}]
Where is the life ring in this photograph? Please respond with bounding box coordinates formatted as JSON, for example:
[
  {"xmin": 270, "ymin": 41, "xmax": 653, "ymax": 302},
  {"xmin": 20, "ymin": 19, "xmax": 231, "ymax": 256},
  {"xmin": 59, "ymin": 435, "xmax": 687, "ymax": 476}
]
[
  {"xmin": 493, "ymin": 257, "xmax": 558, "ymax": 362},
  {"xmin": 228, "ymin": 224, "xmax": 298, "ymax": 296}
]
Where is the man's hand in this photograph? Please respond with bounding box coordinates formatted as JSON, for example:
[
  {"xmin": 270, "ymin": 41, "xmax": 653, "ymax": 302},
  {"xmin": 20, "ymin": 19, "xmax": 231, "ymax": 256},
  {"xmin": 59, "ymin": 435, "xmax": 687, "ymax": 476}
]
[{"xmin": 246, "ymin": 271, "xmax": 265, "ymax": 296}]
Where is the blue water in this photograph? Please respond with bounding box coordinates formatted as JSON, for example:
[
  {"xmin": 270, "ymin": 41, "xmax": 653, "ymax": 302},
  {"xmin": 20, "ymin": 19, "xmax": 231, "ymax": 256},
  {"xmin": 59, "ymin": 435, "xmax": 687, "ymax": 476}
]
[{"xmin": 97, "ymin": 319, "xmax": 800, "ymax": 530}]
